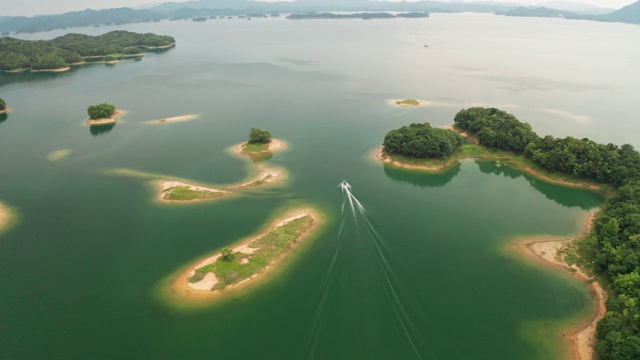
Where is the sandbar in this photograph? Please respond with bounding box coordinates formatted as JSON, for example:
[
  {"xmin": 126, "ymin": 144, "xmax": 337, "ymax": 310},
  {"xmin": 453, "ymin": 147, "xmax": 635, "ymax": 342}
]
[
  {"xmin": 47, "ymin": 149, "xmax": 72, "ymax": 161},
  {"xmin": 509, "ymin": 212, "xmax": 606, "ymax": 360},
  {"xmin": 232, "ymin": 170, "xmax": 280, "ymax": 189},
  {"xmin": 144, "ymin": 114, "xmax": 200, "ymax": 124},
  {"xmin": 164, "ymin": 209, "xmax": 322, "ymax": 304},
  {"xmin": 0, "ymin": 107, "xmax": 11, "ymax": 115},
  {"xmin": 85, "ymin": 110, "xmax": 125, "ymax": 126}
]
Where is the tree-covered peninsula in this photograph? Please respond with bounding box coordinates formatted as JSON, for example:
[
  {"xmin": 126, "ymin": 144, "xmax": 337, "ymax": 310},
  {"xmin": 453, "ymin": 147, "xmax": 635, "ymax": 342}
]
[
  {"xmin": 383, "ymin": 123, "xmax": 463, "ymax": 159},
  {"xmin": 453, "ymin": 107, "xmax": 640, "ymax": 359},
  {"xmin": 0, "ymin": 30, "xmax": 175, "ymax": 72}
]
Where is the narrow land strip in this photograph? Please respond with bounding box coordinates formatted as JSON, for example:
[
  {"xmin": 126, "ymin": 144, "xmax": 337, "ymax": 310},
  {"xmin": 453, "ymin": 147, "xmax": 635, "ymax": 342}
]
[{"xmin": 165, "ymin": 209, "xmax": 322, "ymax": 304}]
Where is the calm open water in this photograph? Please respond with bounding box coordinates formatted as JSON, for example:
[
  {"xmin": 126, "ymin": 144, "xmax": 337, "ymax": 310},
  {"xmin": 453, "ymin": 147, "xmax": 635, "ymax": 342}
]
[{"xmin": 1, "ymin": 13, "xmax": 637, "ymax": 359}]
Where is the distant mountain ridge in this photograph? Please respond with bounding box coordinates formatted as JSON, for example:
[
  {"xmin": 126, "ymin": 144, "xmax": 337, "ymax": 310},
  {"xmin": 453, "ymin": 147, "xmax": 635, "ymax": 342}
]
[
  {"xmin": 0, "ymin": 0, "xmax": 638, "ymax": 34},
  {"xmin": 499, "ymin": 0, "xmax": 640, "ymax": 24}
]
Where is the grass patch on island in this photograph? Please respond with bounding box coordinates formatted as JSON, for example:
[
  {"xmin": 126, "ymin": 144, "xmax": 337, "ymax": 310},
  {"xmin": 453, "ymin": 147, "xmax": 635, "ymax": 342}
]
[
  {"xmin": 163, "ymin": 186, "xmax": 225, "ymax": 201},
  {"xmin": 241, "ymin": 142, "xmax": 270, "ymax": 154},
  {"xmin": 395, "ymin": 99, "xmax": 420, "ymax": 106},
  {"xmin": 191, "ymin": 215, "xmax": 313, "ymax": 290}
]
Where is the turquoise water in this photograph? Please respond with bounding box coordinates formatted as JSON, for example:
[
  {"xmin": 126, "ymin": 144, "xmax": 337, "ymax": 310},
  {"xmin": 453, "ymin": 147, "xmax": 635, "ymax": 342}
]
[{"xmin": 1, "ymin": 13, "xmax": 633, "ymax": 359}]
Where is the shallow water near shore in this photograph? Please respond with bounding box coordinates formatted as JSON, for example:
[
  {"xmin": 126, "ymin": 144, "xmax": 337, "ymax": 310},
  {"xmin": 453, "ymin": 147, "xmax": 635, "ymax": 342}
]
[{"xmin": 0, "ymin": 13, "xmax": 636, "ymax": 359}]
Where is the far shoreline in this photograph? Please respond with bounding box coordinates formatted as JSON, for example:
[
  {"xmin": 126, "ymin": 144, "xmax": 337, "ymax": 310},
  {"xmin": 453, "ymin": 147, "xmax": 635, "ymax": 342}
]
[
  {"xmin": 85, "ymin": 110, "xmax": 125, "ymax": 126},
  {"xmin": 161, "ymin": 207, "xmax": 324, "ymax": 305},
  {"xmin": 508, "ymin": 211, "xmax": 606, "ymax": 360}
]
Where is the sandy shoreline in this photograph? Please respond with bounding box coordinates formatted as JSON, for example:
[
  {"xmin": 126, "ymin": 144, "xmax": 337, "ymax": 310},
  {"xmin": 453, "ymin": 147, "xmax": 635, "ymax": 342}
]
[
  {"xmin": 375, "ymin": 147, "xmax": 460, "ymax": 172},
  {"xmin": 30, "ymin": 67, "xmax": 71, "ymax": 73},
  {"xmin": 512, "ymin": 212, "xmax": 606, "ymax": 360},
  {"xmin": 0, "ymin": 107, "xmax": 11, "ymax": 115},
  {"xmin": 164, "ymin": 209, "xmax": 321, "ymax": 304},
  {"xmin": 85, "ymin": 110, "xmax": 125, "ymax": 126},
  {"xmin": 234, "ymin": 138, "xmax": 287, "ymax": 156}
]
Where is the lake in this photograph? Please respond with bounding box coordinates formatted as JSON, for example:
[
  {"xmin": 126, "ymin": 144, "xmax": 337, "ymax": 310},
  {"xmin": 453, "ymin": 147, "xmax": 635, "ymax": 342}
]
[{"xmin": 1, "ymin": 13, "xmax": 637, "ymax": 359}]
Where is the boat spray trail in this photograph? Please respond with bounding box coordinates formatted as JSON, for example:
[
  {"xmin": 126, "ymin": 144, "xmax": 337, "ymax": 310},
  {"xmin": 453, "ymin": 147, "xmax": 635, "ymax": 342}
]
[{"xmin": 304, "ymin": 181, "xmax": 430, "ymax": 359}]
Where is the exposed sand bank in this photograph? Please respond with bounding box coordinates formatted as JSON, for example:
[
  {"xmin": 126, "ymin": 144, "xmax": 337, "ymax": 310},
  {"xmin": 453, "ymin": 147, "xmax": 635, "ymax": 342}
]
[
  {"xmin": 30, "ymin": 67, "xmax": 71, "ymax": 73},
  {"xmin": 85, "ymin": 110, "xmax": 125, "ymax": 126},
  {"xmin": 233, "ymin": 170, "xmax": 280, "ymax": 189},
  {"xmin": 143, "ymin": 42, "xmax": 176, "ymax": 50},
  {"xmin": 144, "ymin": 114, "xmax": 200, "ymax": 124},
  {"xmin": 511, "ymin": 212, "xmax": 606, "ymax": 360},
  {"xmin": 165, "ymin": 209, "xmax": 322, "ymax": 304},
  {"xmin": 0, "ymin": 107, "xmax": 11, "ymax": 115}
]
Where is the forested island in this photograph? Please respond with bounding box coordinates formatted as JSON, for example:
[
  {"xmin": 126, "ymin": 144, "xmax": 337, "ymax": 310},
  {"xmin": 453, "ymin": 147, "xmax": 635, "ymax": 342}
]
[
  {"xmin": 0, "ymin": 98, "xmax": 7, "ymax": 114},
  {"xmin": 85, "ymin": 103, "xmax": 123, "ymax": 126},
  {"xmin": 286, "ymin": 12, "xmax": 429, "ymax": 20},
  {"xmin": 379, "ymin": 107, "xmax": 640, "ymax": 359},
  {"xmin": 0, "ymin": 30, "xmax": 175, "ymax": 72},
  {"xmin": 383, "ymin": 123, "xmax": 462, "ymax": 159}
]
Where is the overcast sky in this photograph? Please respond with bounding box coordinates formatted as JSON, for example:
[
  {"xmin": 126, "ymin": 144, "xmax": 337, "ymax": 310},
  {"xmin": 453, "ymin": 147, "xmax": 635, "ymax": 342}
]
[{"xmin": 0, "ymin": 0, "xmax": 635, "ymax": 17}]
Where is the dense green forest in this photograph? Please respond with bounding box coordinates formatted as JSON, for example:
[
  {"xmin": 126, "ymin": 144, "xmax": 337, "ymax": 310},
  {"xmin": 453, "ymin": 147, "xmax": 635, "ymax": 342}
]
[
  {"xmin": 87, "ymin": 103, "xmax": 116, "ymax": 119},
  {"xmin": 248, "ymin": 128, "xmax": 272, "ymax": 144},
  {"xmin": 383, "ymin": 123, "xmax": 463, "ymax": 158},
  {"xmin": 0, "ymin": 98, "xmax": 6, "ymax": 111},
  {"xmin": 454, "ymin": 107, "xmax": 640, "ymax": 359},
  {"xmin": 0, "ymin": 30, "xmax": 175, "ymax": 71}
]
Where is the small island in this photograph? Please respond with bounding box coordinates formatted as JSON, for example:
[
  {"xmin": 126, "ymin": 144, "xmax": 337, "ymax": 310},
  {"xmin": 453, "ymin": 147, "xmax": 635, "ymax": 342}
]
[
  {"xmin": 166, "ymin": 208, "xmax": 322, "ymax": 302},
  {"xmin": 158, "ymin": 181, "xmax": 228, "ymax": 202},
  {"xmin": 393, "ymin": 99, "xmax": 426, "ymax": 107},
  {"xmin": 377, "ymin": 122, "xmax": 465, "ymax": 171},
  {"xmin": 236, "ymin": 128, "xmax": 286, "ymax": 159},
  {"xmin": 0, "ymin": 97, "xmax": 8, "ymax": 114},
  {"xmin": 0, "ymin": 30, "xmax": 175, "ymax": 73},
  {"xmin": 85, "ymin": 103, "xmax": 123, "ymax": 126}
]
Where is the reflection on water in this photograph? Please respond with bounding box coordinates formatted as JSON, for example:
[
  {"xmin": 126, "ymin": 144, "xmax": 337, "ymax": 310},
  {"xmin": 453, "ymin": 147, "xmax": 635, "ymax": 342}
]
[
  {"xmin": 476, "ymin": 160, "xmax": 603, "ymax": 209},
  {"xmin": 382, "ymin": 162, "xmax": 461, "ymax": 188},
  {"xmin": 0, "ymin": 113, "xmax": 7, "ymax": 125},
  {"xmin": 89, "ymin": 124, "xmax": 116, "ymax": 136}
]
